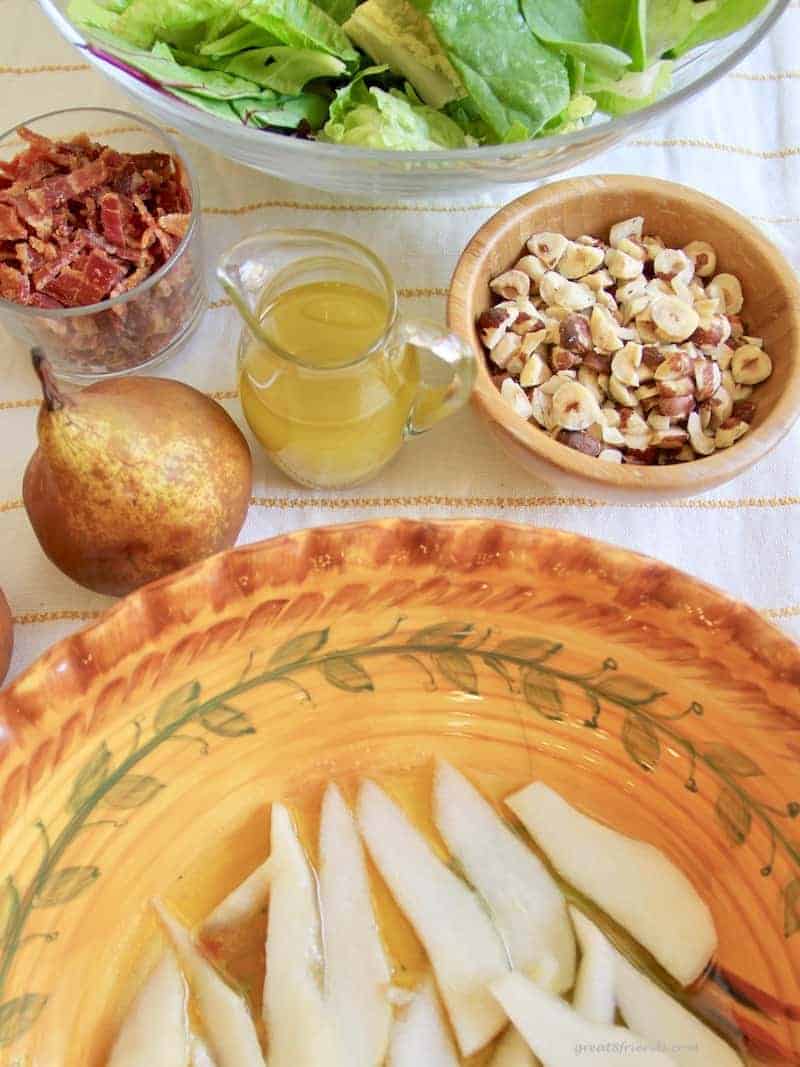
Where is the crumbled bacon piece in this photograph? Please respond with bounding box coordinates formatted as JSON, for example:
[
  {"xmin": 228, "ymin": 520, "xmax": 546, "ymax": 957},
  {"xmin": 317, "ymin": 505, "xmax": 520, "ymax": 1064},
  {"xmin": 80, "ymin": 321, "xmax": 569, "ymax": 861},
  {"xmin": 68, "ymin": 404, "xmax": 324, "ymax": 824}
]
[
  {"xmin": 0, "ymin": 126, "xmax": 195, "ymax": 372},
  {"xmin": 0, "ymin": 204, "xmax": 25, "ymax": 241}
]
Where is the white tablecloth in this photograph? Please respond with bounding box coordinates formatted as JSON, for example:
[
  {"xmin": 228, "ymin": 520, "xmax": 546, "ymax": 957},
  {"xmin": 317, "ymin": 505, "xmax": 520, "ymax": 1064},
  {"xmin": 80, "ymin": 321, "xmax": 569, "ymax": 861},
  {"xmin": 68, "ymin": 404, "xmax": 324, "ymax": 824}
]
[{"xmin": 1, "ymin": 0, "xmax": 798, "ymax": 681}]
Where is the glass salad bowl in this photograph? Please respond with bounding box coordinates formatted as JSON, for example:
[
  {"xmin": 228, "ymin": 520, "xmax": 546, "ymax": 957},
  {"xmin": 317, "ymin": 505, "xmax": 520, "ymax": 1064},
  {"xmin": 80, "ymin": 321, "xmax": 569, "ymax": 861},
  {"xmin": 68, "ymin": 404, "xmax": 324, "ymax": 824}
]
[{"xmin": 39, "ymin": 0, "xmax": 789, "ymax": 199}]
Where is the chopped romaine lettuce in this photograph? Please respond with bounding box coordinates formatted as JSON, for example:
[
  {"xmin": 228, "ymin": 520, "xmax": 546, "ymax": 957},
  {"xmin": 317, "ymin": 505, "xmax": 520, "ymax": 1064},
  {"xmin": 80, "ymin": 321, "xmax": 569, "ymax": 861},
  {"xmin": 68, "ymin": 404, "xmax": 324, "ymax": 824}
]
[
  {"xmin": 200, "ymin": 24, "xmax": 277, "ymax": 56},
  {"xmin": 314, "ymin": 0, "xmax": 357, "ymax": 22},
  {"xmin": 411, "ymin": 0, "xmax": 571, "ymax": 140},
  {"xmin": 322, "ymin": 67, "xmax": 467, "ymax": 147},
  {"xmin": 586, "ymin": 58, "xmax": 673, "ymax": 113},
  {"xmin": 344, "ymin": 0, "xmax": 464, "ymax": 108},
  {"xmin": 239, "ymin": 0, "xmax": 358, "ymax": 61},
  {"xmin": 110, "ymin": 0, "xmax": 240, "ymax": 49},
  {"xmin": 586, "ymin": 0, "xmax": 647, "ymax": 71},
  {"xmin": 521, "ymin": 0, "xmax": 632, "ymax": 78},
  {"xmin": 68, "ymin": 0, "xmax": 782, "ymax": 149},
  {"xmin": 221, "ymin": 45, "xmax": 346, "ymax": 91},
  {"xmin": 662, "ymin": 0, "xmax": 772, "ymax": 58}
]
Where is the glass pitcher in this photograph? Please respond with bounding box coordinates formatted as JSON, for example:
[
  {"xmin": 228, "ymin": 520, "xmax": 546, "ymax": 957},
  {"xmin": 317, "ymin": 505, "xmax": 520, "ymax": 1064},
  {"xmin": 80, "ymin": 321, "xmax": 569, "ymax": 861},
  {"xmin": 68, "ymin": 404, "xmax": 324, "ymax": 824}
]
[{"xmin": 218, "ymin": 229, "xmax": 476, "ymax": 490}]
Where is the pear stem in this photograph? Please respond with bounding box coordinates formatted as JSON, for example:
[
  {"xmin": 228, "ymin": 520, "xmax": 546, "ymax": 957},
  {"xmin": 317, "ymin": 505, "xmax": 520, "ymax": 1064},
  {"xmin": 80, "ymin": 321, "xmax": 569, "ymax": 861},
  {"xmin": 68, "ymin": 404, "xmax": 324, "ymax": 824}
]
[{"xmin": 31, "ymin": 348, "xmax": 66, "ymax": 412}]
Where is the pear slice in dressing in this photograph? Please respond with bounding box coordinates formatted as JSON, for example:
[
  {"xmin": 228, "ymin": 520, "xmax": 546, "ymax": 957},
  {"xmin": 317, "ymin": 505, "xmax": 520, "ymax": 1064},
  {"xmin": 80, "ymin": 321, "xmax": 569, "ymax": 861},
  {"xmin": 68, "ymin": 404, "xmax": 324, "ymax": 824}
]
[
  {"xmin": 570, "ymin": 908, "xmax": 616, "ymax": 1025},
  {"xmin": 388, "ymin": 979, "xmax": 460, "ymax": 1067},
  {"xmin": 154, "ymin": 901, "xmax": 265, "ymax": 1067},
  {"xmin": 506, "ymin": 782, "xmax": 716, "ymax": 985},
  {"xmin": 433, "ymin": 762, "xmax": 575, "ymax": 993},
  {"xmin": 264, "ymin": 803, "xmax": 344, "ymax": 1066},
  {"xmin": 358, "ymin": 779, "xmax": 508, "ymax": 1056},
  {"xmin": 319, "ymin": 783, "xmax": 392, "ymax": 1067},
  {"xmin": 107, "ymin": 950, "xmax": 189, "ymax": 1067},
  {"xmin": 616, "ymin": 954, "xmax": 744, "ymax": 1067},
  {"xmin": 491, "ymin": 971, "xmax": 679, "ymax": 1067}
]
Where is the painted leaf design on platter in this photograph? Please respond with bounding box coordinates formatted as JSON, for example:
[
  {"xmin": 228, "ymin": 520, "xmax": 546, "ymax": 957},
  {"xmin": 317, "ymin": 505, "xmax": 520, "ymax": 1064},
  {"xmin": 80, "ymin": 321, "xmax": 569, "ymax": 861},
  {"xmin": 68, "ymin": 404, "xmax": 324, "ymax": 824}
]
[
  {"xmin": 408, "ymin": 621, "xmax": 473, "ymax": 646},
  {"xmin": 595, "ymin": 674, "xmax": 665, "ymax": 705},
  {"xmin": 68, "ymin": 742, "xmax": 112, "ymax": 812},
  {"xmin": 434, "ymin": 650, "xmax": 478, "ymax": 694},
  {"xmin": 268, "ymin": 628, "xmax": 329, "ymax": 667},
  {"xmin": 0, "ymin": 995, "xmax": 47, "ymax": 1047},
  {"xmin": 201, "ymin": 705, "xmax": 256, "ymax": 737},
  {"xmin": 320, "ymin": 656, "xmax": 374, "ymax": 692},
  {"xmin": 785, "ymin": 879, "xmax": 800, "ymax": 938},
  {"xmin": 704, "ymin": 744, "xmax": 763, "ymax": 778},
  {"xmin": 494, "ymin": 637, "xmax": 562, "ymax": 661},
  {"xmin": 153, "ymin": 681, "xmax": 201, "ymax": 732},
  {"xmin": 715, "ymin": 786, "xmax": 751, "ymax": 846},
  {"xmin": 521, "ymin": 667, "xmax": 562, "ymax": 720},
  {"xmin": 622, "ymin": 713, "xmax": 660, "ymax": 771},
  {"xmin": 104, "ymin": 775, "xmax": 164, "ymax": 809},
  {"xmin": 0, "ymin": 882, "xmax": 19, "ymax": 948},
  {"xmin": 33, "ymin": 867, "xmax": 100, "ymax": 908}
]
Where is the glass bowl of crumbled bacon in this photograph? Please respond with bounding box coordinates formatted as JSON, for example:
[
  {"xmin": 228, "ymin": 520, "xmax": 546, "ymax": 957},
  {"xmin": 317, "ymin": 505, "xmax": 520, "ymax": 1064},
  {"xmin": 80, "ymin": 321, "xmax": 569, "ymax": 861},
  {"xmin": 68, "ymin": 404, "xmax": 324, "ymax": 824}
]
[{"xmin": 0, "ymin": 107, "xmax": 205, "ymax": 379}]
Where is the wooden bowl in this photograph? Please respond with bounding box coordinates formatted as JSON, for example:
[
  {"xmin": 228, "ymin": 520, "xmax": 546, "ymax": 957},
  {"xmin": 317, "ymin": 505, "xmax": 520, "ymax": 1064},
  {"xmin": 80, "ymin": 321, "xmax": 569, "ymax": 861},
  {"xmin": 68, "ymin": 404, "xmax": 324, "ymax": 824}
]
[
  {"xmin": 448, "ymin": 176, "xmax": 800, "ymax": 501},
  {"xmin": 0, "ymin": 520, "xmax": 798, "ymax": 1064}
]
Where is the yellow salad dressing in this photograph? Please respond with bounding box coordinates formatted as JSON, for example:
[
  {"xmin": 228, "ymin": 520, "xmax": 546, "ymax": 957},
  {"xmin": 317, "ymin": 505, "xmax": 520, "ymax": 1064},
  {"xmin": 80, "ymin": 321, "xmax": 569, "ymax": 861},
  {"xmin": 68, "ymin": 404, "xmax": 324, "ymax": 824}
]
[{"xmin": 238, "ymin": 280, "xmax": 420, "ymax": 489}]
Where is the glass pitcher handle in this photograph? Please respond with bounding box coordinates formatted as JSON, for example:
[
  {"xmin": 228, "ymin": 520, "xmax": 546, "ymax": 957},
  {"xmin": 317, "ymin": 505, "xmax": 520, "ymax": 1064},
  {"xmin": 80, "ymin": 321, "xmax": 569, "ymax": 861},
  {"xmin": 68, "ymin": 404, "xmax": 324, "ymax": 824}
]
[{"xmin": 399, "ymin": 319, "xmax": 476, "ymax": 437}]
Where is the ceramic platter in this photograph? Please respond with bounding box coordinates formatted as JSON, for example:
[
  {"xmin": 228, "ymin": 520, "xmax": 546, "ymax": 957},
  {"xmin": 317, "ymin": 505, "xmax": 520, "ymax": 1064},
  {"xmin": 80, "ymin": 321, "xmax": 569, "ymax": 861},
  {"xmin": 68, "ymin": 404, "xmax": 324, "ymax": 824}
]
[{"xmin": 0, "ymin": 520, "xmax": 798, "ymax": 1064}]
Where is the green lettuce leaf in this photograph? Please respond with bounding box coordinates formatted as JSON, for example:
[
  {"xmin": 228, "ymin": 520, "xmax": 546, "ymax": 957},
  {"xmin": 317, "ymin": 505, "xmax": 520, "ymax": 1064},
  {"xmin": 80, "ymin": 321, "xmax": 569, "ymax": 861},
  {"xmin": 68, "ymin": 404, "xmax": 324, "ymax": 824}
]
[
  {"xmin": 200, "ymin": 23, "xmax": 278, "ymax": 55},
  {"xmin": 240, "ymin": 0, "xmax": 359, "ymax": 61},
  {"xmin": 344, "ymin": 0, "xmax": 464, "ymax": 108},
  {"xmin": 322, "ymin": 68, "xmax": 468, "ymax": 147},
  {"xmin": 109, "ymin": 0, "xmax": 241, "ymax": 49},
  {"xmin": 543, "ymin": 91, "xmax": 596, "ymax": 133},
  {"xmin": 587, "ymin": 58, "xmax": 672, "ymax": 113},
  {"xmin": 645, "ymin": 0, "xmax": 695, "ymax": 59},
  {"xmin": 222, "ymin": 45, "xmax": 346, "ymax": 91},
  {"xmin": 231, "ymin": 91, "xmax": 330, "ymax": 126},
  {"xmin": 410, "ymin": 0, "xmax": 570, "ymax": 141},
  {"xmin": 68, "ymin": 0, "xmax": 120, "ymax": 31},
  {"xmin": 668, "ymin": 0, "xmax": 772, "ymax": 57},
  {"xmin": 314, "ymin": 0, "xmax": 356, "ymax": 22},
  {"xmin": 521, "ymin": 0, "xmax": 632, "ymax": 78},
  {"xmin": 585, "ymin": 0, "xmax": 647, "ymax": 71}
]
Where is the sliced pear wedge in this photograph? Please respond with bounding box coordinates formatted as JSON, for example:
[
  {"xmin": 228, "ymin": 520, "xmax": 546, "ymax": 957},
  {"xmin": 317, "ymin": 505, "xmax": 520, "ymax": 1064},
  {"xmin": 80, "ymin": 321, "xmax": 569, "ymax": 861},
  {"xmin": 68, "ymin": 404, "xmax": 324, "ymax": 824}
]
[
  {"xmin": 358, "ymin": 779, "xmax": 509, "ymax": 1056},
  {"xmin": 388, "ymin": 979, "xmax": 460, "ymax": 1067},
  {"xmin": 491, "ymin": 972, "xmax": 680, "ymax": 1067},
  {"xmin": 434, "ymin": 762, "xmax": 575, "ymax": 993},
  {"xmin": 202, "ymin": 857, "xmax": 272, "ymax": 934},
  {"xmin": 490, "ymin": 1026, "xmax": 540, "ymax": 1067},
  {"xmin": 570, "ymin": 908, "xmax": 616, "ymax": 1025},
  {"xmin": 265, "ymin": 802, "xmax": 344, "ymax": 1066},
  {"xmin": 107, "ymin": 951, "xmax": 189, "ymax": 1067},
  {"xmin": 319, "ymin": 783, "xmax": 392, "ymax": 1067},
  {"xmin": 616, "ymin": 955, "xmax": 744, "ymax": 1067},
  {"xmin": 506, "ymin": 783, "xmax": 716, "ymax": 985},
  {"xmin": 153, "ymin": 902, "xmax": 265, "ymax": 1067},
  {"xmin": 190, "ymin": 1033, "xmax": 217, "ymax": 1067}
]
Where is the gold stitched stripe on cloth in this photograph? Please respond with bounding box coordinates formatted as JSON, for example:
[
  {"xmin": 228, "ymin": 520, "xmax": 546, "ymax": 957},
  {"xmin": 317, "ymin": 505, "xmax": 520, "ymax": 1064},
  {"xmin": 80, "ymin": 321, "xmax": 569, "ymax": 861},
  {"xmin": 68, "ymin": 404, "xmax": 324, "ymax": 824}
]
[
  {"xmin": 3, "ymin": 495, "xmax": 800, "ymax": 513},
  {"xmin": 730, "ymin": 70, "xmax": 800, "ymax": 81},
  {"xmin": 0, "ymin": 63, "xmax": 90, "ymax": 74},
  {"xmin": 0, "ymin": 391, "xmax": 238, "ymax": 410},
  {"xmin": 205, "ymin": 200, "xmax": 493, "ymax": 216},
  {"xmin": 13, "ymin": 610, "xmax": 102, "ymax": 624},
  {"xmin": 762, "ymin": 605, "xmax": 800, "ymax": 619},
  {"xmin": 632, "ymin": 137, "xmax": 800, "ymax": 159}
]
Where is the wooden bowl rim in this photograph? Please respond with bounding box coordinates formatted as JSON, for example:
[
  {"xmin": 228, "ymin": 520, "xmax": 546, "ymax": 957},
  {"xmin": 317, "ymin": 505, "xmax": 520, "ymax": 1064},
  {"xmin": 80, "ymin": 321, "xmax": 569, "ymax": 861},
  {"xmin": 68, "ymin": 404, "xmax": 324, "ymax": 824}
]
[
  {"xmin": 2, "ymin": 519, "xmax": 799, "ymax": 729},
  {"xmin": 448, "ymin": 174, "xmax": 800, "ymax": 494}
]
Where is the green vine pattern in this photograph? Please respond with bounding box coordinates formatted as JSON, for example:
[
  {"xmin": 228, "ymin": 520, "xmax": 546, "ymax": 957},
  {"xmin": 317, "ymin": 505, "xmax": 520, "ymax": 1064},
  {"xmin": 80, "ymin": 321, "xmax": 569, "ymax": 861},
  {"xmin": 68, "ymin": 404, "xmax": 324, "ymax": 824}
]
[{"xmin": 0, "ymin": 617, "xmax": 797, "ymax": 1049}]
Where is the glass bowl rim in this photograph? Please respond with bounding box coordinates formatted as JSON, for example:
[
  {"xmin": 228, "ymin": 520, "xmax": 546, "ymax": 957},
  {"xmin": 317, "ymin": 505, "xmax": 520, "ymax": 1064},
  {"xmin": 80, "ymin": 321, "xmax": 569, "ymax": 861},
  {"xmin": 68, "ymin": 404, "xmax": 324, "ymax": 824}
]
[
  {"xmin": 0, "ymin": 105, "xmax": 201, "ymax": 320},
  {"xmin": 42, "ymin": 0, "xmax": 791, "ymax": 168}
]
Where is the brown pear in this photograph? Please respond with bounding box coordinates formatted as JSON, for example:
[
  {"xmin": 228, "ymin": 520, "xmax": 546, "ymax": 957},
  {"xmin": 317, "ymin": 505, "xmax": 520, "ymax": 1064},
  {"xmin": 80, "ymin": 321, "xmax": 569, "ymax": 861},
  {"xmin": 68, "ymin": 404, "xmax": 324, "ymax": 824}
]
[
  {"xmin": 23, "ymin": 353, "xmax": 253, "ymax": 597},
  {"xmin": 0, "ymin": 587, "xmax": 12, "ymax": 685}
]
